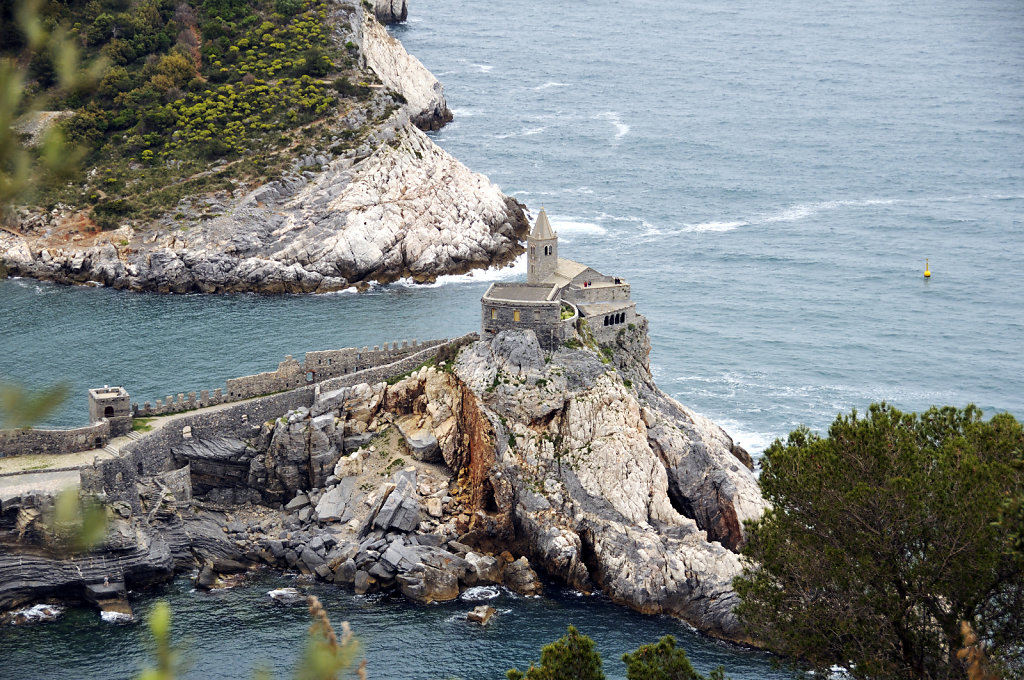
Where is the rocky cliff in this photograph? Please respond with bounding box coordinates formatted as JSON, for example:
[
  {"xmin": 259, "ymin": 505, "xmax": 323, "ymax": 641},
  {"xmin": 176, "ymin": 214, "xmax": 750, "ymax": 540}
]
[
  {"xmin": 0, "ymin": 323, "xmax": 766, "ymax": 641},
  {"xmin": 0, "ymin": 6, "xmax": 525, "ymax": 293}
]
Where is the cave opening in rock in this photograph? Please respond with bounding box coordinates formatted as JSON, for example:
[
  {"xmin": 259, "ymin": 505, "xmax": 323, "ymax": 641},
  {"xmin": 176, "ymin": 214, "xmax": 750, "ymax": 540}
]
[
  {"xmin": 666, "ymin": 482, "xmax": 697, "ymax": 523},
  {"xmin": 578, "ymin": 527, "xmax": 600, "ymax": 586}
]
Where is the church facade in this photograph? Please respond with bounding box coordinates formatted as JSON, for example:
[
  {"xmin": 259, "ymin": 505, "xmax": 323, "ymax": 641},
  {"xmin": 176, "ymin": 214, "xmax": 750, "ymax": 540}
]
[{"xmin": 480, "ymin": 209, "xmax": 637, "ymax": 350}]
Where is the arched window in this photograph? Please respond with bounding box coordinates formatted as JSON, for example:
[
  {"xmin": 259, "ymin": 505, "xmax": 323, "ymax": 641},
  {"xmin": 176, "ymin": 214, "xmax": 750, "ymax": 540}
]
[
  {"xmin": 513, "ymin": 309, "xmax": 520, "ymax": 322},
  {"xmin": 604, "ymin": 316, "xmax": 609, "ymax": 326},
  {"xmin": 491, "ymin": 308, "xmax": 497, "ymax": 320}
]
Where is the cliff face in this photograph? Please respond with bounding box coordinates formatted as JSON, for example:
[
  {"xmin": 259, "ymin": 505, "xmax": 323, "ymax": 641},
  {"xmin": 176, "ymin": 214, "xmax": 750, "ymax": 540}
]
[
  {"xmin": 0, "ymin": 324, "xmax": 765, "ymax": 641},
  {"xmin": 0, "ymin": 7, "xmax": 525, "ymax": 293},
  {"xmin": 208, "ymin": 323, "xmax": 765, "ymax": 639},
  {"xmin": 444, "ymin": 326, "xmax": 766, "ymax": 640}
]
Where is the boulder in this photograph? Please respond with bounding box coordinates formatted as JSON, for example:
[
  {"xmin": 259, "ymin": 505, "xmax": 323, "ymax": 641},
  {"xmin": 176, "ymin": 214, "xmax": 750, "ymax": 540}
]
[
  {"xmin": 315, "ymin": 478, "xmax": 360, "ymax": 523},
  {"xmin": 503, "ymin": 557, "xmax": 542, "ymax": 597},
  {"xmin": 373, "ymin": 470, "xmax": 420, "ymax": 532},
  {"xmin": 467, "ymin": 605, "xmax": 496, "ymax": 625},
  {"xmin": 395, "ymin": 414, "xmax": 441, "ymax": 462},
  {"xmin": 396, "ymin": 565, "xmax": 459, "ymax": 604},
  {"xmin": 465, "ymin": 552, "xmax": 503, "ymax": 586},
  {"xmin": 373, "ymin": 0, "xmax": 407, "ymax": 24}
]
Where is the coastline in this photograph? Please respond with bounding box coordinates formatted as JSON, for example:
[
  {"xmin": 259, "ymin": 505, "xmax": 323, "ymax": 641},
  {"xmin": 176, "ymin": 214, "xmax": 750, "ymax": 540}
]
[
  {"xmin": 0, "ymin": 2, "xmax": 528, "ymax": 294},
  {"xmin": 1, "ymin": 317, "xmax": 762, "ymax": 643}
]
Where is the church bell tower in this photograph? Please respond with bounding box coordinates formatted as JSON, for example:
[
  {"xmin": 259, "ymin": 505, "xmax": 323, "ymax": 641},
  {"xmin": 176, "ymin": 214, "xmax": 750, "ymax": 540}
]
[{"xmin": 527, "ymin": 208, "xmax": 558, "ymax": 284}]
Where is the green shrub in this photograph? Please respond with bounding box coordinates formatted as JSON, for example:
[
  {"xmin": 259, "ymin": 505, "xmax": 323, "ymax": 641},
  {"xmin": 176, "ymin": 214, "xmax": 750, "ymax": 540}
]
[{"xmin": 507, "ymin": 625, "xmax": 604, "ymax": 680}]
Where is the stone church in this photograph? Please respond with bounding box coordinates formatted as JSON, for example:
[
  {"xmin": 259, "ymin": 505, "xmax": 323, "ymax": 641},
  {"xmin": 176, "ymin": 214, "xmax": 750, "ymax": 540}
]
[{"xmin": 481, "ymin": 208, "xmax": 637, "ymax": 349}]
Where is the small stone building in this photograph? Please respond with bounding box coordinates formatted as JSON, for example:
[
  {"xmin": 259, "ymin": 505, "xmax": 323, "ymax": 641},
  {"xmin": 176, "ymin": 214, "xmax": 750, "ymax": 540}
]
[
  {"xmin": 88, "ymin": 386, "xmax": 132, "ymax": 437},
  {"xmin": 481, "ymin": 208, "xmax": 637, "ymax": 348}
]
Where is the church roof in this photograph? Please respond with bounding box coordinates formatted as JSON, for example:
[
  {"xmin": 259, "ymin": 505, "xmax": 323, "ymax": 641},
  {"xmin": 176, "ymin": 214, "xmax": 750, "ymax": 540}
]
[
  {"xmin": 543, "ymin": 258, "xmax": 590, "ymax": 287},
  {"xmin": 530, "ymin": 208, "xmax": 556, "ymax": 240}
]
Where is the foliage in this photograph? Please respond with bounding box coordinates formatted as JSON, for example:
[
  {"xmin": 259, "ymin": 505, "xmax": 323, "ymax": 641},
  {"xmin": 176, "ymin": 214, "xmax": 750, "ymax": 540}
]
[
  {"xmin": 137, "ymin": 596, "xmax": 365, "ymax": 680},
  {"xmin": 296, "ymin": 596, "xmax": 365, "ymax": 680},
  {"xmin": 0, "ymin": 380, "xmax": 69, "ymax": 428},
  {"xmin": 49, "ymin": 487, "xmax": 108, "ymax": 554},
  {"xmin": 0, "ymin": 0, "xmax": 104, "ymax": 215},
  {"xmin": 621, "ymin": 635, "xmax": 725, "ymax": 680},
  {"xmin": 137, "ymin": 601, "xmax": 181, "ymax": 680},
  {"xmin": 507, "ymin": 625, "xmax": 604, "ymax": 680},
  {"xmin": 734, "ymin": 403, "xmax": 1024, "ymax": 679},
  {"xmin": 3, "ymin": 0, "xmax": 394, "ymax": 229}
]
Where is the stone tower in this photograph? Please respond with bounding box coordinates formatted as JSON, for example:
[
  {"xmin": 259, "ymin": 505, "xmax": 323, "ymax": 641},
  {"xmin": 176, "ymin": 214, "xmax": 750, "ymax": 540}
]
[
  {"xmin": 88, "ymin": 386, "xmax": 132, "ymax": 437},
  {"xmin": 527, "ymin": 208, "xmax": 558, "ymax": 284}
]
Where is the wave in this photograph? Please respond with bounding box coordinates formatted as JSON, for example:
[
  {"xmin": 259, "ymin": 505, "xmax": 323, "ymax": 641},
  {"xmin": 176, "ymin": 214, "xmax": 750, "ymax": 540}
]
[
  {"xmin": 449, "ymin": 107, "xmax": 482, "ymax": 118},
  {"xmin": 100, "ymin": 611, "xmax": 132, "ymax": 624},
  {"xmin": 759, "ymin": 197, "xmax": 897, "ymax": 225},
  {"xmin": 657, "ymin": 197, "xmax": 903, "ymax": 237},
  {"xmin": 548, "ymin": 216, "xmax": 608, "ymax": 236},
  {"xmin": 594, "ymin": 111, "xmax": 630, "ymax": 140},
  {"xmin": 713, "ymin": 418, "xmax": 777, "ymax": 456},
  {"xmin": 534, "ymin": 81, "xmax": 569, "ymax": 90},
  {"xmin": 389, "ymin": 254, "xmax": 527, "ymax": 290},
  {"xmin": 461, "ymin": 585, "xmax": 502, "ymax": 601},
  {"xmin": 494, "ymin": 125, "xmax": 549, "ymax": 139},
  {"xmin": 683, "ymin": 220, "xmax": 748, "ymax": 233},
  {"xmin": 471, "ymin": 63, "xmax": 493, "ymax": 73}
]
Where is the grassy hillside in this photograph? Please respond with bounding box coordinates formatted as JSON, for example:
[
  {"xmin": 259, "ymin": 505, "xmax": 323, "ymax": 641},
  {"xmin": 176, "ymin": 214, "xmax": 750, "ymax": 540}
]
[{"xmin": 6, "ymin": 0, "xmax": 397, "ymax": 229}]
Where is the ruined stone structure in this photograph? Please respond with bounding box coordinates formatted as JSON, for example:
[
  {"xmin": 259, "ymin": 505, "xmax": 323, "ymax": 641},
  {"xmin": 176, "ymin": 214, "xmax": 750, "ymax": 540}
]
[
  {"xmin": 88, "ymin": 386, "xmax": 131, "ymax": 437},
  {"xmin": 0, "ymin": 338, "xmax": 450, "ymax": 458},
  {"xmin": 135, "ymin": 338, "xmax": 447, "ymax": 417},
  {"xmin": 481, "ymin": 208, "xmax": 638, "ymax": 348}
]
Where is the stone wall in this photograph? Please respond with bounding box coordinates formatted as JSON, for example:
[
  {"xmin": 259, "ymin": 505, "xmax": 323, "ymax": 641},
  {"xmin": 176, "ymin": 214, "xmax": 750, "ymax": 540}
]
[
  {"xmin": 588, "ymin": 305, "xmax": 639, "ymax": 344},
  {"xmin": 564, "ymin": 282, "xmax": 631, "ymax": 305},
  {"xmin": 481, "ymin": 298, "xmax": 567, "ymax": 351},
  {"xmin": 0, "ymin": 420, "xmax": 110, "ymax": 459},
  {"xmin": 82, "ymin": 334, "xmax": 477, "ymax": 510},
  {"xmin": 0, "ymin": 338, "xmax": 451, "ymax": 461},
  {"xmin": 132, "ymin": 338, "xmax": 446, "ymax": 417}
]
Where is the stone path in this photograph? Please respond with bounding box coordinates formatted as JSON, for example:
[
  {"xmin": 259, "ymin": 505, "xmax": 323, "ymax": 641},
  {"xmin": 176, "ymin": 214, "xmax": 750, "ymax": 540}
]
[
  {"xmin": 0, "ymin": 345, "xmax": 447, "ymax": 499},
  {"xmin": 0, "ymin": 392, "xmax": 273, "ymax": 497}
]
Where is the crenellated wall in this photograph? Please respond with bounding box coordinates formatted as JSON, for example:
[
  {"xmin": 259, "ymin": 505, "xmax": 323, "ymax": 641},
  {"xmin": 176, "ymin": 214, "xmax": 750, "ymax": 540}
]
[
  {"xmin": 79, "ymin": 334, "xmax": 477, "ymax": 509},
  {"xmin": 0, "ymin": 337, "xmax": 452, "ymax": 459},
  {"xmin": 131, "ymin": 338, "xmax": 448, "ymax": 417}
]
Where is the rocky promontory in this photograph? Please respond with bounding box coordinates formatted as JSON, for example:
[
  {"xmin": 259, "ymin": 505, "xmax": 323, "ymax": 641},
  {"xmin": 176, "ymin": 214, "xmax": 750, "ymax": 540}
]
[
  {"xmin": 0, "ymin": 3, "xmax": 526, "ymax": 293},
  {"xmin": 1, "ymin": 321, "xmax": 765, "ymax": 641}
]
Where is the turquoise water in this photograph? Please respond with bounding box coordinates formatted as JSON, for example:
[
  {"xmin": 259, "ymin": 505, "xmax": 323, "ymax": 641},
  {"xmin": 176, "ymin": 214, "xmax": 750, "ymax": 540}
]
[
  {"xmin": 1, "ymin": 0, "xmax": 1022, "ymax": 675},
  {"xmin": 0, "ymin": 574, "xmax": 788, "ymax": 680}
]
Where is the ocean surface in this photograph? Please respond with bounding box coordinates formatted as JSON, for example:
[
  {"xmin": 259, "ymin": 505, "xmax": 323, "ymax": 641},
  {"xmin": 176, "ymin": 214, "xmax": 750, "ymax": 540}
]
[{"xmin": 2, "ymin": 0, "xmax": 1023, "ymax": 676}]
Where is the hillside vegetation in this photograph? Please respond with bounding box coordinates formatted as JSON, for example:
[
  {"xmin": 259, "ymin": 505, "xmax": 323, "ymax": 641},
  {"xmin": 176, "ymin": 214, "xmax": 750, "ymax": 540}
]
[{"xmin": 5, "ymin": 0, "xmax": 398, "ymax": 228}]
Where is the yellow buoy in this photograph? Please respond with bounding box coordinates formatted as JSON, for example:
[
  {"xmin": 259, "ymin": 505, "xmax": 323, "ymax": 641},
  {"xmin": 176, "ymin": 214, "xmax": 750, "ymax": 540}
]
[{"xmin": 924, "ymin": 258, "xmax": 931, "ymax": 278}]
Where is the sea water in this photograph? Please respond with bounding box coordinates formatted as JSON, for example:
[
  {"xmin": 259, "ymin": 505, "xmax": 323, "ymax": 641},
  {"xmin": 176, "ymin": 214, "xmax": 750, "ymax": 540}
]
[{"xmin": 1, "ymin": 0, "xmax": 1022, "ymax": 676}]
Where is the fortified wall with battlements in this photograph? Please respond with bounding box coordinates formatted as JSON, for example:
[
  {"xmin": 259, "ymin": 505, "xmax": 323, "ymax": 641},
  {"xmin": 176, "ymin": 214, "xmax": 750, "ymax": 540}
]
[{"xmin": 0, "ymin": 337, "xmax": 453, "ymax": 459}]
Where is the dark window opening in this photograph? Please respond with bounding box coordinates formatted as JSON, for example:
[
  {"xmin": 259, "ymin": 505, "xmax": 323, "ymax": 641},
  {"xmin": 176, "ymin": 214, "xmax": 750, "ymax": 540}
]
[{"xmin": 104, "ymin": 406, "xmax": 114, "ymax": 417}]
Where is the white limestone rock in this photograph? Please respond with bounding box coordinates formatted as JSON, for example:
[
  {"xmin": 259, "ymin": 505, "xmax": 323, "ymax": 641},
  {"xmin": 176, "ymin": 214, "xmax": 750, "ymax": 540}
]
[
  {"xmin": 373, "ymin": 0, "xmax": 408, "ymax": 25},
  {"xmin": 360, "ymin": 9, "xmax": 449, "ymax": 129},
  {"xmin": 0, "ymin": 9, "xmax": 527, "ymax": 294}
]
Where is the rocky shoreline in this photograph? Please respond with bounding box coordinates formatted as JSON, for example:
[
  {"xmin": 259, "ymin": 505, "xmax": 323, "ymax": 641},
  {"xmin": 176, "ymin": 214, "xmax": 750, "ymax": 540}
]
[
  {"xmin": 0, "ymin": 2, "xmax": 527, "ymax": 293},
  {"xmin": 1, "ymin": 322, "xmax": 765, "ymax": 642}
]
